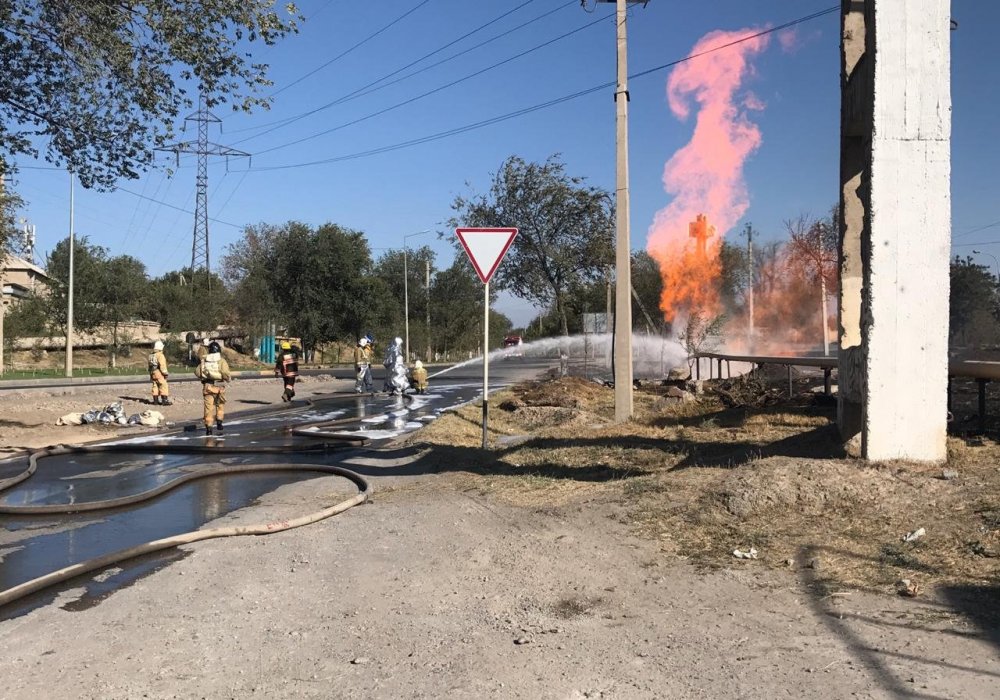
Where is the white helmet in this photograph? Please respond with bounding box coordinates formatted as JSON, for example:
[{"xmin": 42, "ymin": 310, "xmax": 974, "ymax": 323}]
[
  {"xmin": 359, "ymin": 337, "xmax": 369, "ymax": 347},
  {"xmin": 414, "ymin": 360, "xmax": 423, "ymax": 369},
  {"xmin": 153, "ymin": 340, "xmax": 164, "ymax": 351},
  {"xmin": 394, "ymin": 337, "xmax": 403, "ymax": 346}
]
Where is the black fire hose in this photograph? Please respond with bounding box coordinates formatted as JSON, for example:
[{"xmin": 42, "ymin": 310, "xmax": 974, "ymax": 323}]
[{"xmin": 0, "ymin": 398, "xmax": 405, "ymax": 608}]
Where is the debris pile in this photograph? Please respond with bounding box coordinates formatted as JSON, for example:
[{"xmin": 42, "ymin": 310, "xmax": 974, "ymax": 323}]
[
  {"xmin": 714, "ymin": 371, "xmax": 782, "ymax": 408},
  {"xmin": 56, "ymin": 403, "xmax": 166, "ymax": 427}
]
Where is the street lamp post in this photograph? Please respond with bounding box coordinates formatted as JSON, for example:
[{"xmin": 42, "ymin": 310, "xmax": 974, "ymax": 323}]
[
  {"xmin": 973, "ymin": 250, "xmax": 1000, "ymax": 281},
  {"xmin": 403, "ymin": 229, "xmax": 431, "ymax": 362},
  {"xmin": 66, "ymin": 171, "xmax": 75, "ymax": 378}
]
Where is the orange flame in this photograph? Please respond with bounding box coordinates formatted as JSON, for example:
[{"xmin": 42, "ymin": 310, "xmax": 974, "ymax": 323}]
[{"xmin": 646, "ymin": 28, "xmax": 770, "ymax": 323}]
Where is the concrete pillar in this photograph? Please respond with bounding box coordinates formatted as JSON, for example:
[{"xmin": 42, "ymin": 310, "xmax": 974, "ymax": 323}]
[{"xmin": 838, "ymin": 0, "xmax": 951, "ymax": 462}]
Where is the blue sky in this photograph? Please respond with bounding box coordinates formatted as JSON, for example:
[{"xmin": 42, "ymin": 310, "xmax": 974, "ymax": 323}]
[{"xmin": 10, "ymin": 0, "xmax": 995, "ymax": 326}]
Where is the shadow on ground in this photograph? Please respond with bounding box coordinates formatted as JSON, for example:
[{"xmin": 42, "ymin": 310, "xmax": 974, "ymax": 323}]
[
  {"xmin": 0, "ymin": 418, "xmax": 41, "ymax": 429},
  {"xmin": 343, "ymin": 421, "xmax": 843, "ymax": 483},
  {"xmin": 797, "ymin": 544, "xmax": 1000, "ymax": 699}
]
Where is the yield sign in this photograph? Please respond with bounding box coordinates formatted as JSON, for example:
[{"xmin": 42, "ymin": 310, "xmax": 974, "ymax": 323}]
[{"xmin": 456, "ymin": 227, "xmax": 519, "ymax": 284}]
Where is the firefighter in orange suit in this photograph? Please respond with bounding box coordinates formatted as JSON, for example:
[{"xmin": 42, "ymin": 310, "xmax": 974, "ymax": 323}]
[
  {"xmin": 410, "ymin": 360, "xmax": 429, "ymax": 394},
  {"xmin": 195, "ymin": 341, "xmax": 231, "ymax": 436},
  {"xmin": 148, "ymin": 340, "xmax": 172, "ymax": 405},
  {"xmin": 275, "ymin": 340, "xmax": 300, "ymax": 402}
]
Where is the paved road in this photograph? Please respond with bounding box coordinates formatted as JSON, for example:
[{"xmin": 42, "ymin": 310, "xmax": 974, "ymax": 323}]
[{"xmin": 0, "ymin": 356, "xmax": 552, "ymax": 619}]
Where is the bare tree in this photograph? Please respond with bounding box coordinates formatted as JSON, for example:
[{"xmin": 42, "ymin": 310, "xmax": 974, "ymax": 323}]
[{"xmin": 785, "ymin": 210, "xmax": 838, "ymax": 354}]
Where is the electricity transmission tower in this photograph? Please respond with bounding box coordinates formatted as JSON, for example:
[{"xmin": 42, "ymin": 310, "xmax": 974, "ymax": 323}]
[{"xmin": 159, "ymin": 94, "xmax": 249, "ymax": 287}]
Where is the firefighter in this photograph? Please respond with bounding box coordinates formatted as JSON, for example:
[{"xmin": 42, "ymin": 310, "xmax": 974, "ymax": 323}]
[
  {"xmin": 275, "ymin": 340, "xmax": 300, "ymax": 402},
  {"xmin": 195, "ymin": 340, "xmax": 231, "ymax": 436},
  {"xmin": 410, "ymin": 360, "xmax": 429, "ymax": 395},
  {"xmin": 383, "ymin": 336, "xmax": 403, "ymax": 394},
  {"xmin": 148, "ymin": 340, "xmax": 172, "ymax": 406},
  {"xmin": 354, "ymin": 336, "xmax": 374, "ymax": 395}
]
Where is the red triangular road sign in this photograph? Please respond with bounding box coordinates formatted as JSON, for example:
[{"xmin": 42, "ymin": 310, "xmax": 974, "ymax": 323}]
[{"xmin": 455, "ymin": 227, "xmax": 519, "ymax": 284}]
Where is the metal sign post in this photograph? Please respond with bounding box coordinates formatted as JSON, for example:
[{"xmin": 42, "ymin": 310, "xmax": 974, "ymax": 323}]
[
  {"xmin": 455, "ymin": 227, "xmax": 519, "ymax": 450},
  {"xmin": 483, "ymin": 280, "xmax": 490, "ymax": 449}
]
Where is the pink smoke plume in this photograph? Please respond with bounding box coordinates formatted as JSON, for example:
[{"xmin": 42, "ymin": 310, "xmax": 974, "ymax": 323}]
[
  {"xmin": 646, "ymin": 28, "xmax": 770, "ymax": 322},
  {"xmin": 777, "ymin": 28, "xmax": 800, "ymax": 53}
]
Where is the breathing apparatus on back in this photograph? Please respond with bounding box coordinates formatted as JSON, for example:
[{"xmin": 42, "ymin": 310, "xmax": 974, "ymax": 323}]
[{"xmin": 203, "ymin": 341, "xmax": 224, "ymax": 381}]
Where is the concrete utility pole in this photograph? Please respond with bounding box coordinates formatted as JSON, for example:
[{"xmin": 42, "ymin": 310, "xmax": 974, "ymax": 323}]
[
  {"xmin": 65, "ymin": 171, "xmax": 75, "ymax": 378},
  {"xmin": 838, "ymin": 0, "xmax": 951, "ymax": 462},
  {"xmin": 596, "ymin": 0, "xmax": 647, "ymax": 422}
]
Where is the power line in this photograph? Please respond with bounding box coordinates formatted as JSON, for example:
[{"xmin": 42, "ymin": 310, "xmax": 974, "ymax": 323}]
[
  {"xmin": 954, "ymin": 239, "xmax": 1000, "ymax": 248},
  {"xmin": 952, "ymin": 219, "xmax": 1000, "ymax": 239},
  {"xmin": 270, "ymin": 0, "xmax": 433, "ymax": 98},
  {"xmin": 252, "ymin": 9, "xmax": 615, "ymax": 156},
  {"xmin": 243, "ymin": 5, "xmax": 840, "ymax": 171},
  {"xmin": 117, "ymin": 186, "xmax": 242, "ymax": 228},
  {"xmin": 342, "ymin": 0, "xmax": 577, "ymax": 103},
  {"xmin": 128, "ymin": 171, "xmax": 178, "ymax": 256},
  {"xmin": 228, "ymin": 0, "xmax": 568, "ymax": 140},
  {"xmin": 214, "ymin": 168, "xmax": 251, "ymax": 218}
]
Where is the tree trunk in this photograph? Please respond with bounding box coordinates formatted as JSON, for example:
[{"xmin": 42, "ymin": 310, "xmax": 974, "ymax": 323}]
[
  {"xmin": 110, "ymin": 322, "xmax": 118, "ymax": 369},
  {"xmin": 556, "ymin": 294, "xmax": 569, "ymax": 337}
]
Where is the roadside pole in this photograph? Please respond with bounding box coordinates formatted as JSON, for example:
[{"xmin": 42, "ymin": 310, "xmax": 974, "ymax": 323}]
[
  {"xmin": 483, "ymin": 280, "xmax": 490, "ymax": 449},
  {"xmin": 65, "ymin": 171, "xmax": 74, "ymax": 378},
  {"xmin": 455, "ymin": 227, "xmax": 519, "ymax": 451}
]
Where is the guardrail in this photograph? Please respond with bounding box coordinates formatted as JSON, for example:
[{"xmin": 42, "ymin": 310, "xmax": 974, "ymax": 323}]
[{"xmin": 691, "ymin": 351, "xmax": 1000, "ymax": 432}]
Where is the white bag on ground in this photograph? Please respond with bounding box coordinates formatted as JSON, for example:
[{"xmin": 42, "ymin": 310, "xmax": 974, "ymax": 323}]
[{"xmin": 56, "ymin": 412, "xmax": 85, "ymax": 426}]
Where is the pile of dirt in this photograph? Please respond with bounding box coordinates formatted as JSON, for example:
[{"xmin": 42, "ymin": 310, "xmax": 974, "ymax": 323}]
[
  {"xmin": 513, "ymin": 376, "xmax": 611, "ymax": 413},
  {"xmin": 504, "ymin": 405, "xmax": 604, "ymax": 431}
]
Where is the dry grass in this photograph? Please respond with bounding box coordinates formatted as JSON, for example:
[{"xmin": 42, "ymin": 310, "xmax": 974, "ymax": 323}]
[{"xmin": 406, "ymin": 376, "xmax": 1000, "ymax": 597}]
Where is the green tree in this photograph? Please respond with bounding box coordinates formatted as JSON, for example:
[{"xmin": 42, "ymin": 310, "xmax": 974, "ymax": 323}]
[
  {"xmin": 950, "ymin": 256, "xmax": 1000, "ymax": 347},
  {"xmin": 630, "ymin": 250, "xmax": 665, "ymax": 334},
  {"xmin": 451, "ymin": 155, "xmax": 615, "ymax": 337},
  {"xmin": 718, "ymin": 240, "xmax": 750, "ymax": 316},
  {"xmin": 2, "ymin": 293, "xmax": 47, "ymax": 369},
  {"xmin": 222, "ymin": 221, "xmax": 379, "ymax": 355},
  {"xmin": 100, "ymin": 255, "xmax": 149, "ymax": 367},
  {"xmin": 430, "ymin": 254, "xmax": 504, "ymax": 357},
  {"xmin": 145, "ymin": 268, "xmax": 229, "ymax": 333},
  {"xmin": 221, "ymin": 223, "xmax": 282, "ymax": 342},
  {"xmin": 372, "ymin": 246, "xmax": 436, "ymax": 359},
  {"xmin": 0, "ymin": 174, "xmax": 24, "ymax": 261},
  {"xmin": 43, "ymin": 235, "xmax": 109, "ymax": 333},
  {"xmin": 1, "ymin": 1, "xmax": 300, "ymax": 189}
]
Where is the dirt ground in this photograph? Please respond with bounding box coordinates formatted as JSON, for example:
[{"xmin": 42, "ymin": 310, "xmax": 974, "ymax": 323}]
[{"xmin": 1, "ymin": 374, "xmax": 999, "ymax": 698}]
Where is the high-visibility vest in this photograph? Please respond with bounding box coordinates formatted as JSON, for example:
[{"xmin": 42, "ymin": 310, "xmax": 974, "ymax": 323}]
[{"xmin": 279, "ymin": 352, "xmax": 299, "ymax": 377}]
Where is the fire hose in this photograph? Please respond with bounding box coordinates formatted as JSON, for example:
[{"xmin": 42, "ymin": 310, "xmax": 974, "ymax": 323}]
[{"xmin": 0, "ymin": 401, "xmax": 390, "ymax": 609}]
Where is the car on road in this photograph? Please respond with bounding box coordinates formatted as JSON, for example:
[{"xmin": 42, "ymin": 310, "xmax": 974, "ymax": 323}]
[{"xmin": 502, "ymin": 335, "xmax": 524, "ymax": 357}]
